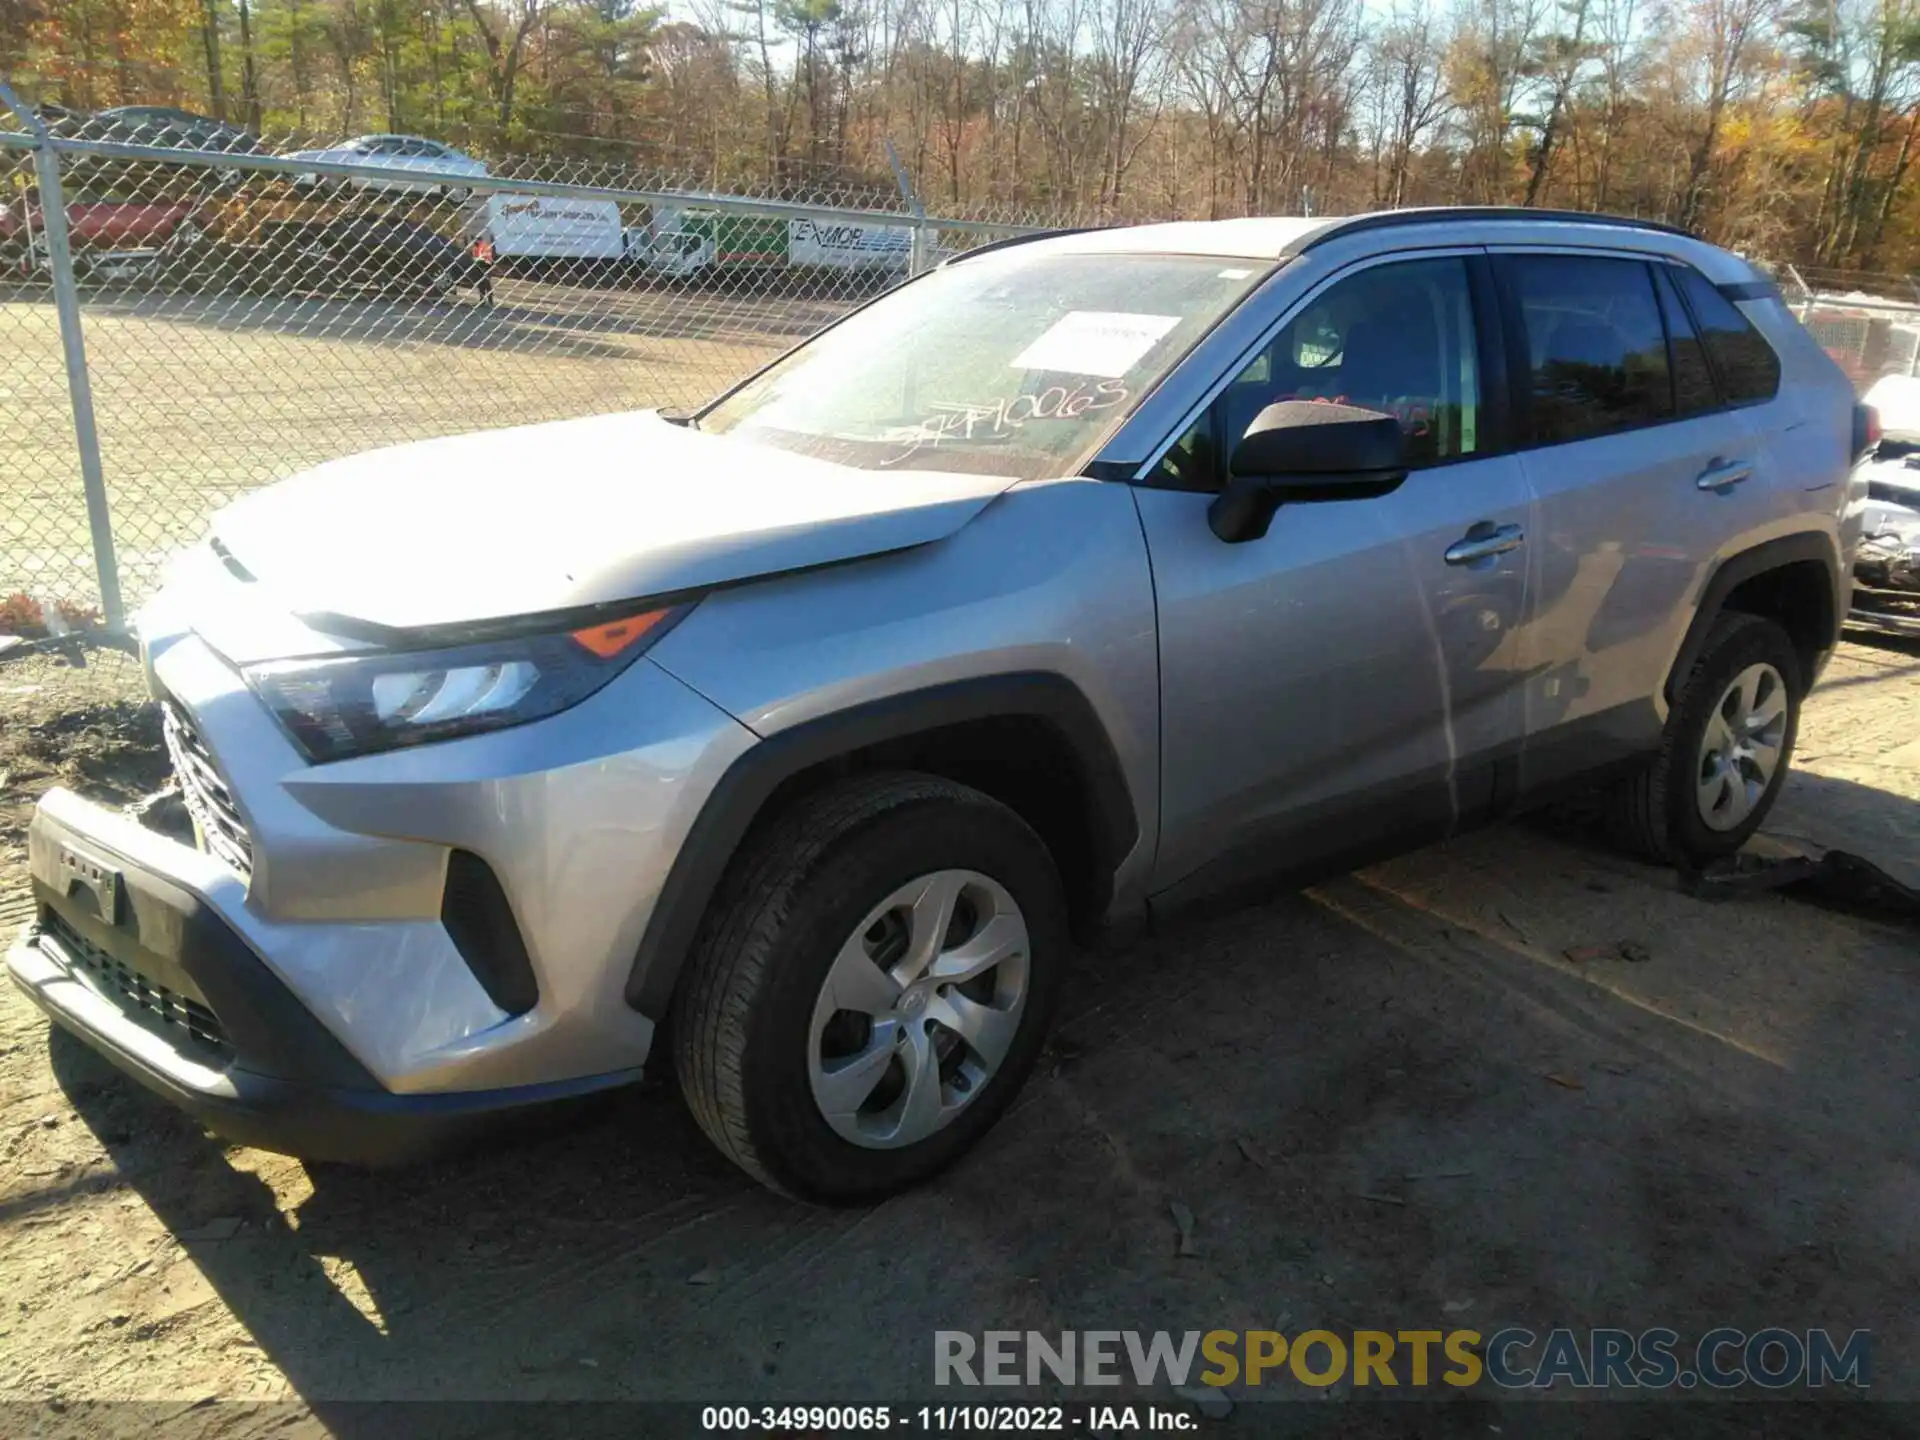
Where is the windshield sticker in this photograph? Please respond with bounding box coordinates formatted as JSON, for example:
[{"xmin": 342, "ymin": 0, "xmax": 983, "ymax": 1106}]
[
  {"xmin": 879, "ymin": 380, "xmax": 1130, "ymax": 464},
  {"xmin": 1010, "ymin": 311, "xmax": 1181, "ymax": 378}
]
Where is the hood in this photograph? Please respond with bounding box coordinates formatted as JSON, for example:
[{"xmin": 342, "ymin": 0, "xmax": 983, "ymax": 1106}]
[{"xmin": 209, "ymin": 410, "xmax": 1014, "ymax": 633}]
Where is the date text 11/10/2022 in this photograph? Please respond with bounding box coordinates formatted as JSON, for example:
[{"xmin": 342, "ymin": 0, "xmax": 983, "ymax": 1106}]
[{"xmin": 701, "ymin": 1406, "xmax": 1196, "ymax": 1431}]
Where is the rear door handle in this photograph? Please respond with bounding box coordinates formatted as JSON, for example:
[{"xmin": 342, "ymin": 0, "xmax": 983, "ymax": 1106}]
[
  {"xmin": 1445, "ymin": 522, "xmax": 1526, "ymax": 565},
  {"xmin": 1696, "ymin": 459, "xmax": 1753, "ymax": 491}
]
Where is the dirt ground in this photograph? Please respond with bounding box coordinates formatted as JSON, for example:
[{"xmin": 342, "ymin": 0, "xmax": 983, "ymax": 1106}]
[{"xmin": 0, "ymin": 635, "xmax": 1916, "ymax": 1432}]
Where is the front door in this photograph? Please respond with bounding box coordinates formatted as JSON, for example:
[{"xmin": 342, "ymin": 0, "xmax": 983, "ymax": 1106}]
[{"xmin": 1133, "ymin": 252, "xmax": 1536, "ymax": 903}]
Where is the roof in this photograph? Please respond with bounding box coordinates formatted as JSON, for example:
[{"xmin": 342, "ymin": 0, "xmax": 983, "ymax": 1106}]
[
  {"xmin": 970, "ymin": 206, "xmax": 1756, "ymax": 284},
  {"xmin": 1024, "ymin": 215, "xmax": 1337, "ymax": 259}
]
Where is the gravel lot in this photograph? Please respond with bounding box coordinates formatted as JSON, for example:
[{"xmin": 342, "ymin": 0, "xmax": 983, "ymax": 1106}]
[
  {"xmin": 1, "ymin": 633, "xmax": 1915, "ymax": 1432},
  {"xmin": 0, "ymin": 277, "xmax": 839, "ymax": 607}
]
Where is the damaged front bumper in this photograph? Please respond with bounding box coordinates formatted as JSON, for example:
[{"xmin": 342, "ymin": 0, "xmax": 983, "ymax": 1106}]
[
  {"xmin": 7, "ymin": 549, "xmax": 761, "ymax": 1162},
  {"xmin": 1852, "ymin": 457, "xmax": 1920, "ymax": 633},
  {"xmin": 6, "ymin": 793, "xmax": 638, "ymax": 1164}
]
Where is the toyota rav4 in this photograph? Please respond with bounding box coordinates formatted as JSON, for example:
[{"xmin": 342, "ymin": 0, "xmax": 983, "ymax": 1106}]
[{"xmin": 8, "ymin": 209, "xmax": 1866, "ymax": 1201}]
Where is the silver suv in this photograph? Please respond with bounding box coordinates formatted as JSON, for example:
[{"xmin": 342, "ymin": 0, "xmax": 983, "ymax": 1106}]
[{"xmin": 9, "ymin": 209, "xmax": 1864, "ymax": 1201}]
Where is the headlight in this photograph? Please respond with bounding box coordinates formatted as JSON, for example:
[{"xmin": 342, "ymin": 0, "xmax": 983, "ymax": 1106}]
[{"xmin": 244, "ymin": 607, "xmax": 684, "ymax": 763}]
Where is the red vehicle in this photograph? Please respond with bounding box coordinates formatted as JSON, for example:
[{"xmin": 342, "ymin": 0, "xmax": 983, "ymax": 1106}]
[{"xmin": 4, "ymin": 191, "xmax": 212, "ymax": 276}]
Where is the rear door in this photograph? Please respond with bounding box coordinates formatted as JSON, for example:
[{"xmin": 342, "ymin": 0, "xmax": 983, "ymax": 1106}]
[
  {"xmin": 1490, "ymin": 249, "xmax": 1772, "ymax": 794},
  {"xmin": 1663, "ymin": 262, "xmax": 1802, "ymax": 515}
]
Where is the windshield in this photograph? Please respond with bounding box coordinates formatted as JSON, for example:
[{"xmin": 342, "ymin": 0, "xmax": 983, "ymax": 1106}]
[{"xmin": 699, "ymin": 250, "xmax": 1264, "ymax": 479}]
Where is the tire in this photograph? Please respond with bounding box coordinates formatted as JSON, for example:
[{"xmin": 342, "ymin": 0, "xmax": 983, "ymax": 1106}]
[
  {"xmin": 672, "ymin": 772, "xmax": 1067, "ymax": 1203},
  {"xmin": 1609, "ymin": 612, "xmax": 1803, "ymax": 867},
  {"xmin": 165, "ymin": 219, "xmax": 206, "ymax": 254}
]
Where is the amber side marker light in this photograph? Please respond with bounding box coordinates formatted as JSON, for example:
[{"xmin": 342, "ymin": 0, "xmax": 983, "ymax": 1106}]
[{"xmin": 571, "ymin": 608, "xmax": 673, "ymax": 658}]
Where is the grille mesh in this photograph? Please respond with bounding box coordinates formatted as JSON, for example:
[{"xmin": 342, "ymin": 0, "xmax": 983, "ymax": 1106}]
[
  {"xmin": 42, "ymin": 910, "xmax": 232, "ymax": 1060},
  {"xmin": 162, "ymin": 699, "xmax": 254, "ymax": 878}
]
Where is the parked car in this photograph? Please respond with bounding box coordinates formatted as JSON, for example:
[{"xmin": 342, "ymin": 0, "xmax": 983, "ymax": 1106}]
[
  {"xmin": 78, "ymin": 107, "xmax": 264, "ymax": 154},
  {"xmin": 279, "ymin": 216, "xmax": 490, "ymax": 299},
  {"xmin": 283, "ymin": 135, "xmax": 488, "ymax": 200},
  {"xmin": 0, "ymin": 200, "xmax": 23, "ymax": 271},
  {"xmin": 5, "ymin": 190, "xmax": 214, "ymax": 280},
  {"xmin": 8, "ymin": 209, "xmax": 1862, "ymax": 1202},
  {"xmin": 1852, "ymin": 374, "xmax": 1920, "ymax": 630},
  {"xmin": 177, "ymin": 214, "xmax": 491, "ymax": 300},
  {"xmin": 50, "ymin": 106, "xmax": 266, "ymax": 192}
]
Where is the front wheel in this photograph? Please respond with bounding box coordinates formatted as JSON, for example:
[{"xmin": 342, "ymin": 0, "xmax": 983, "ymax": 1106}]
[
  {"xmin": 1609, "ymin": 612, "xmax": 1802, "ymax": 866},
  {"xmin": 672, "ymin": 773, "xmax": 1066, "ymax": 1202}
]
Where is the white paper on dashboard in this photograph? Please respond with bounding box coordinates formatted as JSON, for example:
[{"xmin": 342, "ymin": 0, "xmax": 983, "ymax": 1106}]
[{"xmin": 1009, "ymin": 311, "xmax": 1182, "ymax": 378}]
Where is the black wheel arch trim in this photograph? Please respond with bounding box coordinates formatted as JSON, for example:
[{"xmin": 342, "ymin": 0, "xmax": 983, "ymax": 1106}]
[
  {"xmin": 1665, "ymin": 531, "xmax": 1844, "ymax": 704},
  {"xmin": 624, "ymin": 672, "xmax": 1140, "ymax": 1018}
]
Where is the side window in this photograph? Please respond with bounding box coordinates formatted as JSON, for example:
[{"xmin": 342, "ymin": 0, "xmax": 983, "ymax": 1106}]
[
  {"xmin": 1148, "ymin": 256, "xmax": 1481, "ymax": 489},
  {"xmin": 1653, "ymin": 266, "xmax": 1719, "ymax": 416},
  {"xmin": 1508, "ymin": 255, "xmax": 1672, "ymax": 445},
  {"xmin": 1675, "ymin": 267, "xmax": 1782, "ymax": 403}
]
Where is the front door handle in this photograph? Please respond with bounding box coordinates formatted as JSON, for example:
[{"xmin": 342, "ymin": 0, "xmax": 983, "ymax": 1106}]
[
  {"xmin": 1696, "ymin": 458, "xmax": 1753, "ymax": 491},
  {"xmin": 1444, "ymin": 522, "xmax": 1526, "ymax": 565}
]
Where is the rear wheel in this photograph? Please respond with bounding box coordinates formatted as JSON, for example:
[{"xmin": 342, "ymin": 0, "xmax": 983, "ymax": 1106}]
[
  {"xmin": 672, "ymin": 773, "xmax": 1066, "ymax": 1202},
  {"xmin": 1609, "ymin": 612, "xmax": 1802, "ymax": 866}
]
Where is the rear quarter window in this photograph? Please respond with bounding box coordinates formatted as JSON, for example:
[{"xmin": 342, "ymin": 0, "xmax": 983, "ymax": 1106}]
[{"xmin": 1676, "ymin": 268, "xmax": 1781, "ymax": 404}]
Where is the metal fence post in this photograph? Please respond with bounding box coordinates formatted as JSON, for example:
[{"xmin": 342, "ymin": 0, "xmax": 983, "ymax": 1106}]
[
  {"xmin": 0, "ymin": 80, "xmax": 123, "ymax": 631},
  {"xmin": 885, "ymin": 138, "xmax": 931, "ymax": 277},
  {"xmin": 1783, "ymin": 262, "xmax": 1816, "ymax": 322}
]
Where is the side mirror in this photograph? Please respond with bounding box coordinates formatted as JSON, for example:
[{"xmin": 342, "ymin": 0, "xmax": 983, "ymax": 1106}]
[{"xmin": 1209, "ymin": 400, "xmax": 1410, "ymax": 543}]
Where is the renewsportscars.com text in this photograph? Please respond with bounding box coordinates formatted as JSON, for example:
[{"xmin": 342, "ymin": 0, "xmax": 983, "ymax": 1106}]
[{"xmin": 934, "ymin": 1327, "xmax": 1871, "ymax": 1391}]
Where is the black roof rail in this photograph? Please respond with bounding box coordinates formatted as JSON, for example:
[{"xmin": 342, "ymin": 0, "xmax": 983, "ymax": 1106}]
[
  {"xmin": 1286, "ymin": 206, "xmax": 1694, "ymax": 256},
  {"xmin": 941, "ymin": 226, "xmax": 1095, "ymax": 266}
]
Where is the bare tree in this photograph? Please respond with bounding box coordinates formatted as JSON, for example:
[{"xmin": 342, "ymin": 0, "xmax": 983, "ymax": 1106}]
[
  {"xmin": 1520, "ymin": 0, "xmax": 1595, "ymax": 204},
  {"xmin": 459, "ymin": 0, "xmax": 554, "ymax": 136},
  {"xmin": 1677, "ymin": 0, "xmax": 1777, "ymax": 228},
  {"xmin": 1367, "ymin": 0, "xmax": 1452, "ymax": 206}
]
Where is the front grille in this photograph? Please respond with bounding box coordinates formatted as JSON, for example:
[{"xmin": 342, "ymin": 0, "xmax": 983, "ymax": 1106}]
[
  {"xmin": 162, "ymin": 699, "xmax": 253, "ymax": 878},
  {"xmin": 41, "ymin": 910, "xmax": 232, "ymax": 1060},
  {"xmin": 1867, "ymin": 479, "xmax": 1920, "ymax": 507}
]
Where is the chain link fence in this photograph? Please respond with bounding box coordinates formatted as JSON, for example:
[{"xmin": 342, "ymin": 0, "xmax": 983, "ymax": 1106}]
[
  {"xmin": 1773, "ymin": 263, "xmax": 1920, "ymax": 393},
  {"xmin": 0, "ymin": 86, "xmax": 1048, "ymax": 633},
  {"xmin": 5, "ymin": 84, "xmax": 1915, "ymax": 641}
]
